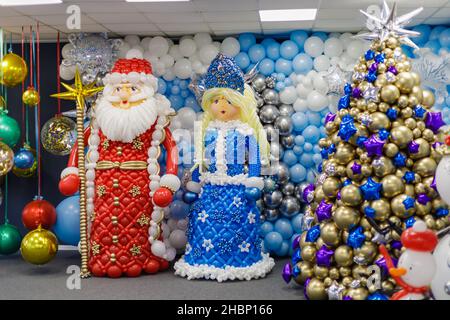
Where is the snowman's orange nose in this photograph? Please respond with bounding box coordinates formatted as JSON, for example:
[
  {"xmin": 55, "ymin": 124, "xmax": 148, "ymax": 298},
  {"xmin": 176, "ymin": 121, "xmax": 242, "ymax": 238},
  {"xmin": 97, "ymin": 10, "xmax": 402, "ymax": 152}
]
[{"xmin": 389, "ymin": 267, "xmax": 407, "ymax": 277}]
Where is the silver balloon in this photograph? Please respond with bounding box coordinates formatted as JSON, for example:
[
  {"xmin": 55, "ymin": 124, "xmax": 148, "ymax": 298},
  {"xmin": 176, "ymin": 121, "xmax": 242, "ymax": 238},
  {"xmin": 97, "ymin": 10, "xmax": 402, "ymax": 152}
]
[
  {"xmin": 255, "ymin": 94, "xmax": 264, "ymax": 108},
  {"xmin": 263, "ymin": 208, "xmax": 280, "ymax": 222},
  {"xmin": 281, "ymin": 182, "xmax": 295, "ymax": 196},
  {"xmin": 271, "ymin": 163, "xmax": 290, "ymax": 185},
  {"xmin": 263, "ymin": 191, "xmax": 283, "ymax": 209},
  {"xmin": 262, "ymin": 88, "xmax": 279, "ymax": 105},
  {"xmin": 274, "ymin": 115, "xmax": 293, "ymax": 136},
  {"xmin": 263, "ymin": 124, "xmax": 278, "ymax": 142},
  {"xmin": 281, "ymin": 134, "xmax": 295, "ymax": 149},
  {"xmin": 279, "ymin": 104, "xmax": 295, "ymax": 116},
  {"xmin": 252, "ymin": 74, "xmax": 267, "ymax": 93},
  {"xmin": 280, "ymin": 196, "xmax": 301, "ymax": 218},
  {"xmin": 259, "ymin": 104, "xmax": 280, "ymax": 124},
  {"xmin": 295, "ymin": 182, "xmax": 310, "ymax": 202},
  {"xmin": 265, "ymin": 76, "xmax": 276, "ymax": 89},
  {"xmin": 270, "ymin": 142, "xmax": 283, "ymax": 162},
  {"xmin": 263, "ymin": 176, "xmax": 277, "ymax": 193}
]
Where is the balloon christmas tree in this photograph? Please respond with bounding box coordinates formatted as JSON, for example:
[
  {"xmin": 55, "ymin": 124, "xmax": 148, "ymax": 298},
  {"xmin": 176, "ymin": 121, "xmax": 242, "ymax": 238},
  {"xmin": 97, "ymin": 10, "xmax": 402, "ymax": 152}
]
[{"xmin": 284, "ymin": 2, "xmax": 450, "ymax": 300}]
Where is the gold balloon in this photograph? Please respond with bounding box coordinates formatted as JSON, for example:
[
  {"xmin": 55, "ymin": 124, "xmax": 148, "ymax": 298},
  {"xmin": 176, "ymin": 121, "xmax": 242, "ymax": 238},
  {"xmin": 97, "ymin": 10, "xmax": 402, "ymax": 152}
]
[
  {"xmin": 413, "ymin": 157, "xmax": 437, "ymax": 177},
  {"xmin": 314, "ymin": 265, "xmax": 329, "ymax": 280},
  {"xmin": 299, "ymin": 232, "xmax": 308, "ymax": 249},
  {"xmin": 334, "ymin": 206, "xmax": 360, "ymax": 229},
  {"xmin": 314, "ymin": 186, "xmax": 326, "ymax": 203},
  {"xmin": 334, "ymin": 245, "xmax": 353, "ymax": 267},
  {"xmin": 354, "ymin": 242, "xmax": 377, "ymax": 264},
  {"xmin": 293, "ymin": 261, "xmax": 314, "ymax": 285},
  {"xmin": 0, "ymin": 53, "xmax": 28, "ymax": 87},
  {"xmin": 320, "ymin": 222, "xmax": 341, "ymax": 247},
  {"xmin": 306, "ymin": 278, "xmax": 327, "ymax": 300},
  {"xmin": 329, "ymin": 267, "xmax": 340, "ymax": 280},
  {"xmin": 391, "ymin": 194, "xmax": 416, "ymax": 218},
  {"xmin": 395, "ymin": 72, "xmax": 415, "ymax": 93},
  {"xmin": 390, "ymin": 125, "xmax": 413, "ymax": 148},
  {"xmin": 345, "ymin": 287, "xmax": 369, "ymax": 300},
  {"xmin": 370, "ymin": 198, "xmax": 391, "ymax": 221},
  {"xmin": 22, "ymin": 87, "xmax": 40, "ymax": 106},
  {"xmin": 409, "ymin": 138, "xmax": 430, "ymax": 159},
  {"xmin": 372, "ymin": 156, "xmax": 395, "ymax": 177},
  {"xmin": 41, "ymin": 116, "xmax": 77, "ymax": 156},
  {"xmin": 411, "ymin": 86, "xmax": 423, "ymax": 103},
  {"xmin": 0, "ymin": 95, "xmax": 5, "ymax": 109},
  {"xmin": 0, "ymin": 141, "xmax": 14, "ymax": 176},
  {"xmin": 322, "ymin": 177, "xmax": 341, "ymax": 198},
  {"xmin": 20, "ymin": 226, "xmax": 58, "ymax": 265},
  {"xmin": 301, "ymin": 245, "xmax": 317, "ymax": 263},
  {"xmin": 339, "ymin": 266, "xmax": 352, "ymax": 277},
  {"xmin": 381, "ymin": 174, "xmax": 405, "ymax": 198},
  {"xmin": 381, "ymin": 84, "xmax": 400, "ymax": 103},
  {"xmin": 398, "ymin": 95, "xmax": 409, "ymax": 108},
  {"xmin": 368, "ymin": 112, "xmax": 391, "ymax": 132},
  {"xmin": 383, "ymin": 143, "xmax": 399, "ymax": 157},
  {"xmin": 422, "ymin": 89, "xmax": 435, "ymax": 107},
  {"xmin": 340, "ymin": 185, "xmax": 363, "ymax": 207},
  {"xmin": 334, "ymin": 143, "xmax": 355, "ymax": 165}
]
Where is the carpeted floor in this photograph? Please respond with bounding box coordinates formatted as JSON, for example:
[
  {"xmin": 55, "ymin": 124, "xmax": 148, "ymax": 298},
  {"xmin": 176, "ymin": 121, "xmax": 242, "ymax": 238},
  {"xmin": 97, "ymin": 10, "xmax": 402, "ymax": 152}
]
[{"xmin": 0, "ymin": 250, "xmax": 305, "ymax": 300}]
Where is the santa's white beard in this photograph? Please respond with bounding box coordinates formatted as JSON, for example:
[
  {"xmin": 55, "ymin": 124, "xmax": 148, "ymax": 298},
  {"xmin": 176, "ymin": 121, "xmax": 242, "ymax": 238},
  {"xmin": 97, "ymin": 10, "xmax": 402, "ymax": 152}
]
[{"xmin": 95, "ymin": 97, "xmax": 158, "ymax": 143}]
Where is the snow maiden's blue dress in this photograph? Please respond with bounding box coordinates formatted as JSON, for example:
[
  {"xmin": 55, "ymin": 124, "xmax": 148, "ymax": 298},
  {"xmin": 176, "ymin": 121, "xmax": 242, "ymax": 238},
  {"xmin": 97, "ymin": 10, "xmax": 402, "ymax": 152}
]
[{"xmin": 174, "ymin": 120, "xmax": 275, "ymax": 281}]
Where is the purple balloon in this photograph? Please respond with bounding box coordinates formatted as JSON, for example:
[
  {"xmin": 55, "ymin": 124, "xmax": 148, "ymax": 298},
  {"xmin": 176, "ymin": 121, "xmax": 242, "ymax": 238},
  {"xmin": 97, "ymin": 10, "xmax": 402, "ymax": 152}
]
[
  {"xmin": 282, "ymin": 263, "xmax": 292, "ymax": 284},
  {"xmin": 316, "ymin": 245, "xmax": 334, "ymax": 267}
]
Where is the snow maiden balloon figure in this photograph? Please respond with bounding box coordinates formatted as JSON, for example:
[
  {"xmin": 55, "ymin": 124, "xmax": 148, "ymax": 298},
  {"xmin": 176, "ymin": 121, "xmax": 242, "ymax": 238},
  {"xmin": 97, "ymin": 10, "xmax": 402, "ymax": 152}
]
[{"xmin": 174, "ymin": 54, "xmax": 275, "ymax": 281}]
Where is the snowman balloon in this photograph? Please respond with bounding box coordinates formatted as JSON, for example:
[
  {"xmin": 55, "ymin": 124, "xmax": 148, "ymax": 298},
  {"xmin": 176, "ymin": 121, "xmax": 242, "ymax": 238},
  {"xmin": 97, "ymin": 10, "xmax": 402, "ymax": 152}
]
[{"xmin": 431, "ymin": 230, "xmax": 450, "ymax": 300}]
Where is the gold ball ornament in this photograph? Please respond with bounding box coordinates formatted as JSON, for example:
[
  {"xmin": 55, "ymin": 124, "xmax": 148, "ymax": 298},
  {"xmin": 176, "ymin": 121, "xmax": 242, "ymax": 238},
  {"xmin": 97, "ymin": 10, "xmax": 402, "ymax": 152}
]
[
  {"xmin": 41, "ymin": 116, "xmax": 76, "ymax": 156},
  {"xmin": 0, "ymin": 52, "xmax": 28, "ymax": 88},
  {"xmin": 390, "ymin": 126, "xmax": 413, "ymax": 148},
  {"xmin": 398, "ymin": 95, "xmax": 409, "ymax": 108},
  {"xmin": 345, "ymin": 287, "xmax": 369, "ymax": 300},
  {"xmin": 354, "ymin": 241, "xmax": 377, "ymax": 264},
  {"xmin": 293, "ymin": 261, "xmax": 314, "ymax": 285},
  {"xmin": 334, "ymin": 206, "xmax": 360, "ymax": 229},
  {"xmin": 301, "ymin": 245, "xmax": 317, "ymax": 263},
  {"xmin": 368, "ymin": 112, "xmax": 391, "ymax": 132},
  {"xmin": 369, "ymin": 198, "xmax": 391, "ymax": 221},
  {"xmin": 334, "ymin": 143, "xmax": 355, "ymax": 165},
  {"xmin": 413, "ymin": 157, "xmax": 437, "ymax": 177},
  {"xmin": 320, "ymin": 222, "xmax": 341, "ymax": 247},
  {"xmin": 395, "ymin": 72, "xmax": 415, "ymax": 93},
  {"xmin": 409, "ymin": 138, "xmax": 430, "ymax": 159},
  {"xmin": 372, "ymin": 156, "xmax": 395, "ymax": 177},
  {"xmin": 20, "ymin": 226, "xmax": 58, "ymax": 265},
  {"xmin": 22, "ymin": 87, "xmax": 40, "ymax": 106},
  {"xmin": 334, "ymin": 245, "xmax": 353, "ymax": 267},
  {"xmin": 314, "ymin": 186, "xmax": 326, "ymax": 203},
  {"xmin": 340, "ymin": 185, "xmax": 363, "ymax": 207},
  {"xmin": 329, "ymin": 267, "xmax": 340, "ymax": 280},
  {"xmin": 383, "ymin": 143, "xmax": 399, "ymax": 157},
  {"xmin": 391, "ymin": 194, "xmax": 416, "ymax": 218},
  {"xmin": 0, "ymin": 141, "xmax": 14, "ymax": 176},
  {"xmin": 322, "ymin": 177, "xmax": 341, "ymax": 198},
  {"xmin": 422, "ymin": 89, "xmax": 435, "ymax": 107},
  {"xmin": 411, "ymin": 86, "xmax": 423, "ymax": 103},
  {"xmin": 381, "ymin": 174, "xmax": 405, "ymax": 198},
  {"xmin": 381, "ymin": 84, "xmax": 400, "ymax": 103},
  {"xmin": 306, "ymin": 278, "xmax": 328, "ymax": 300},
  {"xmin": 314, "ymin": 265, "xmax": 329, "ymax": 280}
]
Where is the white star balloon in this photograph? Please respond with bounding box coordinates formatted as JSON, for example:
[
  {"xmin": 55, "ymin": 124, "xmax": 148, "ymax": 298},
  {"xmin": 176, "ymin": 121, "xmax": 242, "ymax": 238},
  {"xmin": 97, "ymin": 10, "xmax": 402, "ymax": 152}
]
[{"xmin": 354, "ymin": 1, "xmax": 423, "ymax": 49}]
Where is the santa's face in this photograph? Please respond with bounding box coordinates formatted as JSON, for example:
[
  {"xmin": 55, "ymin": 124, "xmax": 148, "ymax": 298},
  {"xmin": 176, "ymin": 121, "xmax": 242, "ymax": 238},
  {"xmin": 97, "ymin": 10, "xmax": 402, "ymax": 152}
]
[{"xmin": 110, "ymin": 83, "xmax": 146, "ymax": 110}]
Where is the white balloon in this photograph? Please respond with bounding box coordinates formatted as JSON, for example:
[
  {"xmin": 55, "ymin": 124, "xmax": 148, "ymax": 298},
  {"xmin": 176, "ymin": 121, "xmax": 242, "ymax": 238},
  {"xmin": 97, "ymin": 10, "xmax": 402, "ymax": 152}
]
[
  {"xmin": 173, "ymin": 58, "xmax": 192, "ymax": 79},
  {"xmin": 307, "ymin": 90, "xmax": 328, "ymax": 111},
  {"xmin": 212, "ymin": 41, "xmax": 221, "ymax": 49},
  {"xmin": 179, "ymin": 38, "xmax": 197, "ymax": 57},
  {"xmin": 140, "ymin": 37, "xmax": 152, "ymax": 48},
  {"xmin": 167, "ymin": 218, "xmax": 178, "ymax": 231},
  {"xmin": 313, "ymin": 76, "xmax": 329, "ymax": 94},
  {"xmin": 180, "ymin": 35, "xmax": 193, "ymax": 41},
  {"xmin": 199, "ymin": 44, "xmax": 219, "ymax": 65},
  {"xmin": 170, "ymin": 119, "xmax": 182, "ymax": 130},
  {"xmin": 194, "ymin": 32, "xmax": 212, "ymax": 47},
  {"xmin": 293, "ymin": 98, "xmax": 308, "ymax": 112},
  {"xmin": 329, "ymin": 32, "xmax": 341, "ymax": 39},
  {"xmin": 148, "ymin": 36, "xmax": 169, "ymax": 57},
  {"xmin": 166, "ymin": 38, "xmax": 174, "ymax": 47},
  {"xmin": 177, "ymin": 218, "xmax": 188, "ymax": 230},
  {"xmin": 169, "ymin": 44, "xmax": 183, "ymax": 61},
  {"xmin": 118, "ymin": 42, "xmax": 131, "ymax": 58},
  {"xmin": 296, "ymin": 84, "xmax": 309, "ymax": 99},
  {"xmin": 301, "ymin": 76, "xmax": 313, "ymax": 89},
  {"xmin": 328, "ymin": 96, "xmax": 339, "ymax": 113},
  {"xmin": 431, "ymin": 234, "xmax": 450, "ymax": 300},
  {"xmin": 126, "ymin": 48, "xmax": 143, "ymax": 59},
  {"xmin": 163, "ymin": 67, "xmax": 176, "ymax": 81},
  {"xmin": 346, "ymin": 40, "xmax": 364, "ymax": 59},
  {"xmin": 151, "ymin": 240, "xmax": 166, "ymax": 257},
  {"xmin": 169, "ymin": 229, "xmax": 187, "ymax": 249},
  {"xmin": 280, "ymin": 86, "xmax": 297, "ymax": 104},
  {"xmin": 60, "ymin": 64, "xmax": 76, "ymax": 81},
  {"xmin": 329, "ymin": 56, "xmax": 340, "ymax": 66},
  {"xmin": 177, "ymin": 107, "xmax": 197, "ymax": 129},
  {"xmin": 313, "ymin": 55, "xmax": 330, "ymax": 72},
  {"xmin": 61, "ymin": 43, "xmax": 73, "ymax": 59},
  {"xmin": 304, "ymin": 36, "xmax": 324, "ymax": 58},
  {"xmin": 436, "ymin": 155, "xmax": 450, "ymax": 205},
  {"xmin": 220, "ymin": 37, "xmax": 240, "ymax": 57},
  {"xmin": 339, "ymin": 32, "xmax": 353, "ymax": 44},
  {"xmin": 160, "ymin": 54, "xmax": 175, "ymax": 68},
  {"xmin": 165, "ymin": 247, "xmax": 177, "ymax": 261},
  {"xmin": 124, "ymin": 35, "xmax": 140, "ymax": 47},
  {"xmin": 324, "ymin": 38, "xmax": 343, "ymax": 57},
  {"xmin": 191, "ymin": 60, "xmax": 203, "ymax": 73}
]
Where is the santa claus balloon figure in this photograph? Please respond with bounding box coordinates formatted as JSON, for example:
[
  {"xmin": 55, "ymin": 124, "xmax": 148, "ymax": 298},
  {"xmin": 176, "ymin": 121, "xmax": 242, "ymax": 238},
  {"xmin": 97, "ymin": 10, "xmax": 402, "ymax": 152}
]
[{"xmin": 59, "ymin": 58, "xmax": 180, "ymax": 278}]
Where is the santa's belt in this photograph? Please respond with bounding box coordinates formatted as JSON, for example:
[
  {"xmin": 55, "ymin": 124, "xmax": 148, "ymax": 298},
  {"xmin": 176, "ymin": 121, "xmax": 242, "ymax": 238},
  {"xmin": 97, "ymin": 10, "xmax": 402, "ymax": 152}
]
[{"xmin": 96, "ymin": 160, "xmax": 148, "ymax": 170}]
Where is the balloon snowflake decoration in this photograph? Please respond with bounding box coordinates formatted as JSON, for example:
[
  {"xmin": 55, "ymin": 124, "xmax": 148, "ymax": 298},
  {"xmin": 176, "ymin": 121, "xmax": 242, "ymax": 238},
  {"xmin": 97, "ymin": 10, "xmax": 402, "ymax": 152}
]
[{"xmin": 320, "ymin": 64, "xmax": 352, "ymax": 96}]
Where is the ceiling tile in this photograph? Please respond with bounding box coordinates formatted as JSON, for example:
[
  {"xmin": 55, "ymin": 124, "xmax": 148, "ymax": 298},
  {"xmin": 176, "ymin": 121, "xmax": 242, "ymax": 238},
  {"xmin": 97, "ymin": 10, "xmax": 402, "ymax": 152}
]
[
  {"xmin": 202, "ymin": 11, "xmax": 259, "ymax": 22},
  {"xmin": 0, "ymin": 15, "xmax": 37, "ymax": 27},
  {"xmin": 423, "ymin": 17, "xmax": 450, "ymax": 24},
  {"xmin": 194, "ymin": 0, "xmax": 258, "ymax": 11},
  {"xmin": 145, "ymin": 12, "xmax": 204, "ymax": 24},
  {"xmin": 261, "ymin": 21, "xmax": 314, "ymax": 30},
  {"xmin": 34, "ymin": 14, "xmax": 97, "ymax": 25},
  {"xmin": 431, "ymin": 7, "xmax": 450, "ymax": 17},
  {"xmin": 103, "ymin": 23, "xmax": 161, "ymax": 34},
  {"xmin": 8, "ymin": 4, "xmax": 67, "ymax": 15},
  {"xmin": 209, "ymin": 21, "xmax": 260, "ymax": 31},
  {"xmin": 87, "ymin": 13, "xmax": 149, "ymax": 24},
  {"xmin": 54, "ymin": 24, "xmax": 110, "ymax": 33},
  {"xmin": 213, "ymin": 29, "xmax": 261, "ymax": 36},
  {"xmin": 129, "ymin": 2, "xmax": 197, "ymax": 13},
  {"xmin": 155, "ymin": 22, "xmax": 210, "ymax": 33},
  {"xmin": 313, "ymin": 19, "xmax": 365, "ymax": 30},
  {"xmin": 258, "ymin": 0, "xmax": 318, "ymax": 10},
  {"xmin": 79, "ymin": 2, "xmax": 139, "ymax": 13},
  {"xmin": 0, "ymin": 7, "xmax": 22, "ymax": 17}
]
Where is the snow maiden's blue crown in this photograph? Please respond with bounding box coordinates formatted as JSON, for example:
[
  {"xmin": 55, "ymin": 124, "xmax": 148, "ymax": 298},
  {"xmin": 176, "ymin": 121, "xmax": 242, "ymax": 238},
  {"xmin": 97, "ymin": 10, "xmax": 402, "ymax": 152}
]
[{"xmin": 204, "ymin": 53, "xmax": 245, "ymax": 94}]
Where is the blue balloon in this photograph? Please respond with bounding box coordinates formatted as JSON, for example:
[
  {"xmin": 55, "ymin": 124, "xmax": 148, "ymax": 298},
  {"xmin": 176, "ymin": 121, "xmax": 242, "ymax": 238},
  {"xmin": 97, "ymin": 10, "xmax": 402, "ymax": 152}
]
[
  {"xmin": 412, "ymin": 25, "xmax": 432, "ymax": 46},
  {"xmin": 299, "ymin": 153, "xmax": 314, "ymax": 169},
  {"xmin": 275, "ymin": 82, "xmax": 285, "ymax": 91},
  {"xmin": 313, "ymin": 153, "xmax": 322, "ymax": 164},
  {"xmin": 289, "ymin": 164, "xmax": 306, "ymax": 183},
  {"xmin": 425, "ymin": 39, "xmax": 441, "ymax": 54},
  {"xmin": 275, "ymin": 218, "xmax": 294, "ymax": 240},
  {"xmin": 293, "ymin": 146, "xmax": 303, "ymax": 156},
  {"xmin": 303, "ymin": 125, "xmax": 320, "ymax": 143},
  {"xmin": 266, "ymin": 41, "xmax": 281, "ymax": 60},
  {"xmin": 290, "ymin": 30, "xmax": 309, "ymax": 50},
  {"xmin": 238, "ymin": 33, "xmax": 256, "ymax": 51},
  {"xmin": 264, "ymin": 231, "xmax": 283, "ymax": 251},
  {"xmin": 261, "ymin": 38, "xmax": 277, "ymax": 48},
  {"xmin": 307, "ymin": 112, "xmax": 322, "ymax": 126},
  {"xmin": 294, "ymin": 135, "xmax": 305, "ymax": 146},
  {"xmin": 179, "ymin": 80, "xmax": 188, "ymax": 89},
  {"xmin": 275, "ymin": 58, "xmax": 292, "ymax": 75},
  {"xmin": 280, "ymin": 40, "xmax": 299, "ymax": 59},
  {"xmin": 14, "ymin": 148, "xmax": 34, "ymax": 169},
  {"xmin": 171, "ymin": 85, "xmax": 180, "ymax": 95},
  {"xmin": 185, "ymin": 96, "xmax": 201, "ymax": 112},
  {"xmin": 291, "ymin": 214, "xmax": 303, "ymax": 233},
  {"xmin": 168, "ymin": 94, "xmax": 184, "ymax": 110},
  {"xmin": 259, "ymin": 58, "xmax": 275, "ymax": 76},
  {"xmin": 175, "ymin": 189, "xmax": 184, "ymax": 200},
  {"xmin": 439, "ymin": 28, "xmax": 450, "ymax": 48},
  {"xmin": 169, "ymin": 200, "xmax": 190, "ymax": 219},
  {"xmin": 312, "ymin": 31, "xmax": 328, "ymax": 41},
  {"xmin": 158, "ymin": 79, "xmax": 167, "ymax": 94},
  {"xmin": 54, "ymin": 196, "xmax": 80, "ymax": 246},
  {"xmin": 261, "ymin": 221, "xmax": 274, "ymax": 237},
  {"xmin": 248, "ymin": 44, "xmax": 266, "ymax": 63},
  {"xmin": 274, "ymin": 240, "xmax": 290, "ymax": 256},
  {"xmin": 292, "ymin": 112, "xmax": 309, "ymax": 132},
  {"xmin": 430, "ymin": 26, "xmax": 447, "ymax": 40},
  {"xmin": 282, "ymin": 150, "xmax": 298, "ymax": 166},
  {"xmin": 303, "ymin": 142, "xmax": 313, "ymax": 152},
  {"xmin": 292, "ymin": 53, "xmax": 313, "ymax": 74},
  {"xmin": 235, "ymin": 52, "xmax": 250, "ymax": 69},
  {"xmin": 284, "ymin": 78, "xmax": 293, "ymax": 87}
]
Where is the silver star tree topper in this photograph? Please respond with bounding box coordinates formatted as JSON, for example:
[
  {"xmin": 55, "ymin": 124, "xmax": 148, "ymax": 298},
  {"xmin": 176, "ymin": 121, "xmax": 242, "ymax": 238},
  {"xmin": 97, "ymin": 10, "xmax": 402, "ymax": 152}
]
[{"xmin": 354, "ymin": 1, "xmax": 423, "ymax": 49}]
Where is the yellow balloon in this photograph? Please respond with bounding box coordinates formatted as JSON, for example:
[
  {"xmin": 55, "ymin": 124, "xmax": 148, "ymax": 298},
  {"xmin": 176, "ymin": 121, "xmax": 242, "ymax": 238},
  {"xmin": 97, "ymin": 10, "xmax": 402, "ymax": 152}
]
[
  {"xmin": 0, "ymin": 141, "xmax": 14, "ymax": 176},
  {"xmin": 22, "ymin": 87, "xmax": 40, "ymax": 106},
  {"xmin": 20, "ymin": 226, "xmax": 58, "ymax": 265},
  {"xmin": 0, "ymin": 53, "xmax": 28, "ymax": 88}
]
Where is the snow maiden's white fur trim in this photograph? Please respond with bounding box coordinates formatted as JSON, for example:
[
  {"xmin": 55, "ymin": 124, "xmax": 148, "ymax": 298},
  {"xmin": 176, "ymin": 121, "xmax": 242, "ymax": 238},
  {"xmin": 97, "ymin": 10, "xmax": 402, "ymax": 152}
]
[{"xmin": 174, "ymin": 253, "xmax": 275, "ymax": 282}]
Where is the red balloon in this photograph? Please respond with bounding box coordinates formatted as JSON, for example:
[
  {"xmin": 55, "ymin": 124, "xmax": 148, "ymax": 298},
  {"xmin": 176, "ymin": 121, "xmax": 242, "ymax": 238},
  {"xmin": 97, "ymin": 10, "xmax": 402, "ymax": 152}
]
[
  {"xmin": 59, "ymin": 174, "xmax": 80, "ymax": 196},
  {"xmin": 22, "ymin": 199, "xmax": 57, "ymax": 230},
  {"xmin": 153, "ymin": 187, "xmax": 173, "ymax": 208}
]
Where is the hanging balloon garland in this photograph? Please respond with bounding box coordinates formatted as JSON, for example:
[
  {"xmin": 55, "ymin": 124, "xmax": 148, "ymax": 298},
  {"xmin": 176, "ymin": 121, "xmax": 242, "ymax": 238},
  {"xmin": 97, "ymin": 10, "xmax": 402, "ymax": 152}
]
[{"xmin": 20, "ymin": 25, "xmax": 59, "ymax": 265}]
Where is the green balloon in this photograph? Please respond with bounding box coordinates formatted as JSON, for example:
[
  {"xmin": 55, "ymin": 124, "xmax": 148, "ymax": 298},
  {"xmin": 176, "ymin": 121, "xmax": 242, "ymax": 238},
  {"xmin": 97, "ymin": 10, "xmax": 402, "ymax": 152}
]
[
  {"xmin": 0, "ymin": 223, "xmax": 22, "ymax": 255},
  {"xmin": 0, "ymin": 112, "xmax": 20, "ymax": 148}
]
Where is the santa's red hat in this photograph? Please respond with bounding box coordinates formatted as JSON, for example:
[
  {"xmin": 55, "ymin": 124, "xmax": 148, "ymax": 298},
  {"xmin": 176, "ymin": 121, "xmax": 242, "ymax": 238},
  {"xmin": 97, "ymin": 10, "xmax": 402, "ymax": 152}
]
[
  {"xmin": 401, "ymin": 220, "xmax": 438, "ymax": 252},
  {"xmin": 103, "ymin": 58, "xmax": 157, "ymax": 90}
]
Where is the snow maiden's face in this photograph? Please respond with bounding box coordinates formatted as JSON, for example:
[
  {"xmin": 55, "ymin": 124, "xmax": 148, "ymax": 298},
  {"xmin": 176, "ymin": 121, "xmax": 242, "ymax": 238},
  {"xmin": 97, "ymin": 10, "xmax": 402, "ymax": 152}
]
[{"xmin": 209, "ymin": 96, "xmax": 241, "ymax": 122}]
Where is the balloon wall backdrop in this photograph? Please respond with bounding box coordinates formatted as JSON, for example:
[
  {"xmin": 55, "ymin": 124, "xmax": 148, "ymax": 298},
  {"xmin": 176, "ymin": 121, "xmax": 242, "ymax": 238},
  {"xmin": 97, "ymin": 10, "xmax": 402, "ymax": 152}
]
[{"xmin": 53, "ymin": 25, "xmax": 450, "ymax": 256}]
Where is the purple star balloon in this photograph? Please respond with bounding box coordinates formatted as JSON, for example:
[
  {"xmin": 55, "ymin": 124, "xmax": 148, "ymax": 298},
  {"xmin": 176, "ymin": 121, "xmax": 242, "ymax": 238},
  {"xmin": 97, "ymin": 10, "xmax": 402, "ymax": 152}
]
[
  {"xmin": 302, "ymin": 184, "xmax": 315, "ymax": 203},
  {"xmin": 417, "ymin": 193, "xmax": 431, "ymax": 205},
  {"xmin": 282, "ymin": 263, "xmax": 292, "ymax": 284},
  {"xmin": 352, "ymin": 87, "xmax": 362, "ymax": 98},
  {"xmin": 387, "ymin": 65, "xmax": 398, "ymax": 75},
  {"xmin": 364, "ymin": 134, "xmax": 385, "ymax": 157},
  {"xmin": 431, "ymin": 175, "xmax": 437, "ymax": 191},
  {"xmin": 408, "ymin": 140, "xmax": 420, "ymax": 153},
  {"xmin": 325, "ymin": 112, "xmax": 337, "ymax": 124},
  {"xmin": 304, "ymin": 278, "xmax": 311, "ymax": 300},
  {"xmin": 316, "ymin": 199, "xmax": 333, "ymax": 222},
  {"xmin": 425, "ymin": 112, "xmax": 445, "ymax": 133},
  {"xmin": 351, "ymin": 161, "xmax": 362, "ymax": 174},
  {"xmin": 316, "ymin": 245, "xmax": 334, "ymax": 267}
]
